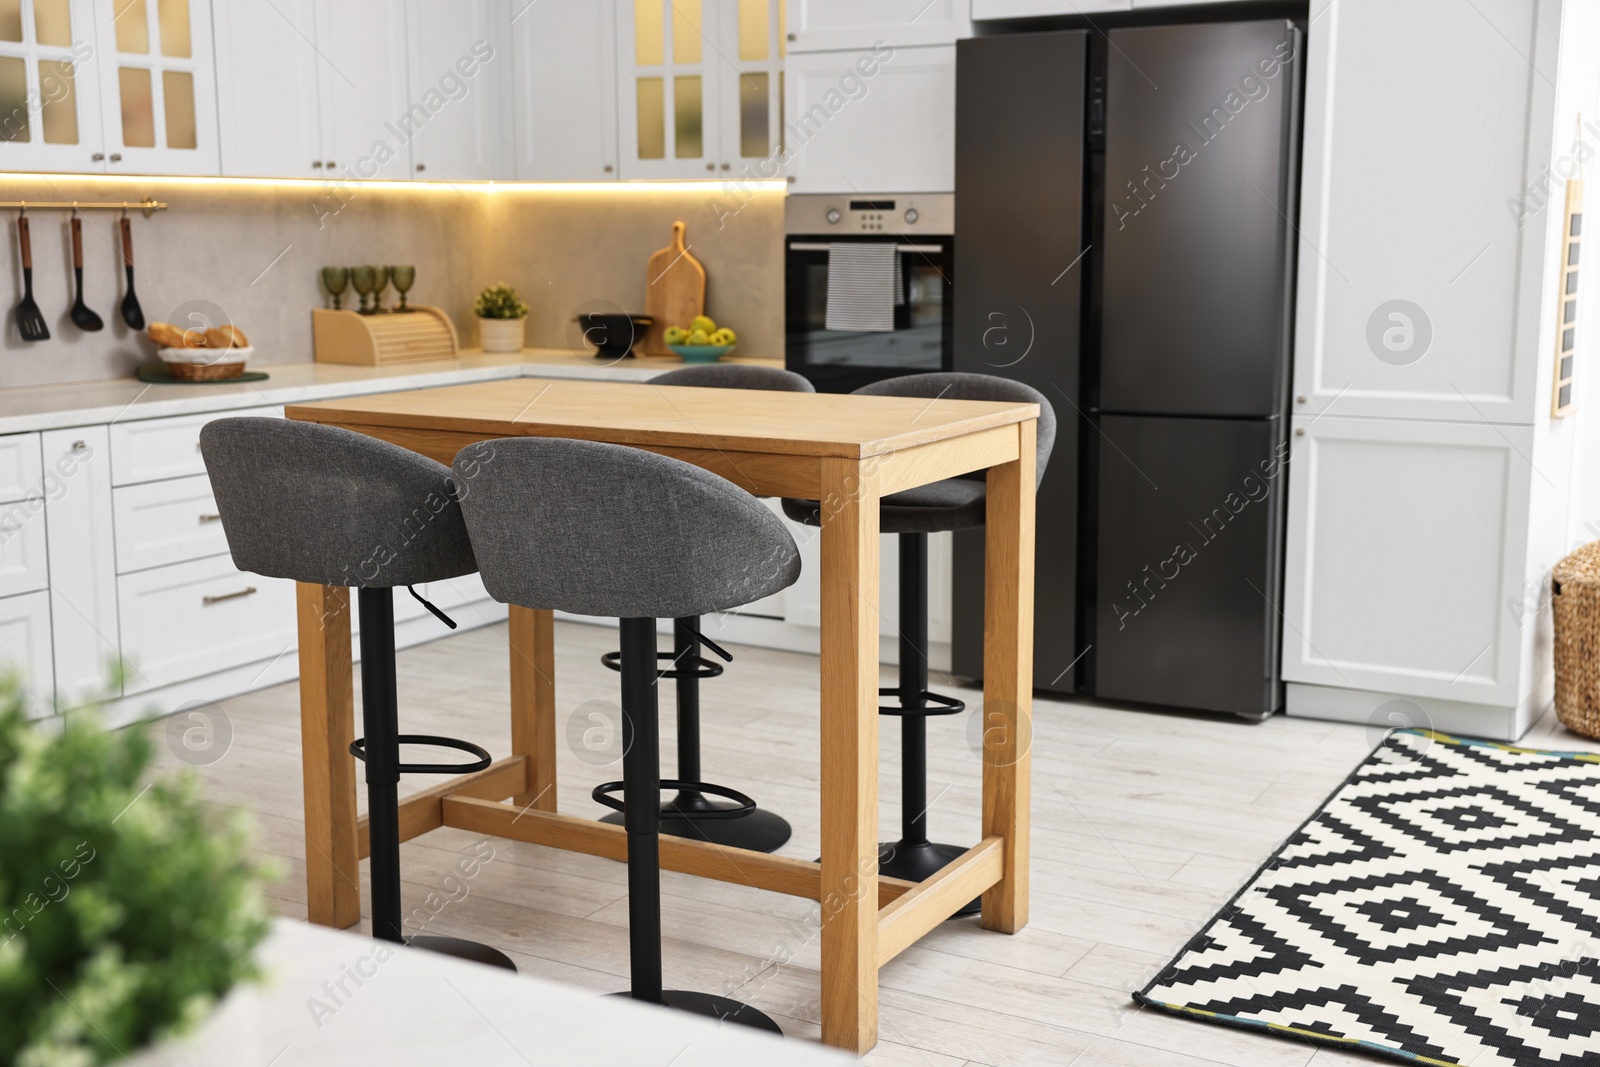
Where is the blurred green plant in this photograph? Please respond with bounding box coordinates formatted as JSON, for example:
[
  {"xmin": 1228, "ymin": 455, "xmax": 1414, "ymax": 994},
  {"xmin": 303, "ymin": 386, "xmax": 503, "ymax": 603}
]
[
  {"xmin": 0, "ymin": 680, "xmax": 273, "ymax": 1066},
  {"xmin": 473, "ymin": 282, "xmax": 528, "ymax": 320}
]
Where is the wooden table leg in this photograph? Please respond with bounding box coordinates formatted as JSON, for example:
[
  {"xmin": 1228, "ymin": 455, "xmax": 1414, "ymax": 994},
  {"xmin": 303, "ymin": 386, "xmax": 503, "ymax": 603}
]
[
  {"xmin": 509, "ymin": 605, "xmax": 558, "ymax": 812},
  {"xmin": 296, "ymin": 582, "xmax": 361, "ymax": 929},
  {"xmin": 981, "ymin": 421, "xmax": 1036, "ymax": 933},
  {"xmin": 818, "ymin": 456, "xmax": 881, "ymax": 1053}
]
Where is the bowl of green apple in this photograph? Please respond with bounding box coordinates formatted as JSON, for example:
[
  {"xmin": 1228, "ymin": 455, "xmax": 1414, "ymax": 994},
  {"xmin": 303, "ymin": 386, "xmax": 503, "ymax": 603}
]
[{"xmin": 665, "ymin": 315, "xmax": 737, "ymax": 363}]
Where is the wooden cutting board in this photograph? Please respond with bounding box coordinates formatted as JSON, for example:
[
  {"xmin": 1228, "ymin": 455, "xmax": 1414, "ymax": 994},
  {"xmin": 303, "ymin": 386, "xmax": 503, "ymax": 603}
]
[{"xmin": 642, "ymin": 220, "xmax": 705, "ymax": 355}]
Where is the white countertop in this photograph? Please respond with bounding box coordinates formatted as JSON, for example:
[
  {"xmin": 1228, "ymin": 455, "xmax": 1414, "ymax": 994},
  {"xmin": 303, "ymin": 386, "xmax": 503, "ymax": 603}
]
[
  {"xmin": 0, "ymin": 348, "xmax": 786, "ymax": 433},
  {"xmin": 132, "ymin": 919, "xmax": 848, "ymax": 1066}
]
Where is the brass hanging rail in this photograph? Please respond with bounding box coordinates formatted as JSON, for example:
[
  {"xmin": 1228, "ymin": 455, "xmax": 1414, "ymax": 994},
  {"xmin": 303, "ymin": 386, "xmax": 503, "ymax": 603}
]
[{"xmin": 0, "ymin": 197, "xmax": 166, "ymax": 217}]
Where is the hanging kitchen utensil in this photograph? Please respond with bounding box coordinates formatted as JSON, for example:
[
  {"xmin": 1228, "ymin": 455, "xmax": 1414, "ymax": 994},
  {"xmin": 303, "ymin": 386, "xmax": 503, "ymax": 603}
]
[
  {"xmin": 68, "ymin": 210, "xmax": 102, "ymax": 332},
  {"xmin": 14, "ymin": 211, "xmax": 47, "ymax": 342},
  {"xmin": 641, "ymin": 220, "xmax": 705, "ymax": 355},
  {"xmin": 119, "ymin": 211, "xmax": 144, "ymax": 330}
]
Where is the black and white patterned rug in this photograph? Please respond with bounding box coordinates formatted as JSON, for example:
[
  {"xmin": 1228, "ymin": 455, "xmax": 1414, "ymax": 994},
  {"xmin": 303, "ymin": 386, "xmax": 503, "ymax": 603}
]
[{"xmin": 1137, "ymin": 729, "xmax": 1600, "ymax": 1067}]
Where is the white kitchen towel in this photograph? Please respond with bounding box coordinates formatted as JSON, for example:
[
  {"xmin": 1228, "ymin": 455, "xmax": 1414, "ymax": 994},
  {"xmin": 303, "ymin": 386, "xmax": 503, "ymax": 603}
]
[{"xmin": 825, "ymin": 242, "xmax": 901, "ymax": 332}]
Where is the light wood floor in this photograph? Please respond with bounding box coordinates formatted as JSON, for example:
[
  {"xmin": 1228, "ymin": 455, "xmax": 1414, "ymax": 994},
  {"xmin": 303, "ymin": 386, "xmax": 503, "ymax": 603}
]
[{"xmin": 140, "ymin": 619, "xmax": 1600, "ymax": 1066}]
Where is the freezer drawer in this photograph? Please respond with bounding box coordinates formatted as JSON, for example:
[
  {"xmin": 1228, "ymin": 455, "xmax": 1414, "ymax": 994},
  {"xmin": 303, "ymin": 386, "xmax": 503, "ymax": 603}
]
[
  {"xmin": 1098, "ymin": 20, "xmax": 1299, "ymax": 418},
  {"xmin": 1092, "ymin": 415, "xmax": 1285, "ymax": 716}
]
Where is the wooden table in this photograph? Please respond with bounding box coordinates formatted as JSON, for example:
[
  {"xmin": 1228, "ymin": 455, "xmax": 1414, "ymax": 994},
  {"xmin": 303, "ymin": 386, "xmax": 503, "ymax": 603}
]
[{"xmin": 284, "ymin": 379, "xmax": 1037, "ymax": 1053}]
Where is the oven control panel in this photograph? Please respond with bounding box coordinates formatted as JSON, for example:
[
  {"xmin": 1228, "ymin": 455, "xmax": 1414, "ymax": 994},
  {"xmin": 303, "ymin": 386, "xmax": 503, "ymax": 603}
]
[{"xmin": 785, "ymin": 193, "xmax": 953, "ymax": 236}]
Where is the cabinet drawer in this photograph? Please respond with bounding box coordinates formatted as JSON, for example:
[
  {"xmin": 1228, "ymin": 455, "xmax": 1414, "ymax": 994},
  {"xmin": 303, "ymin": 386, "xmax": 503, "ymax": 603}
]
[
  {"xmin": 0, "ymin": 498, "xmax": 49, "ymax": 597},
  {"xmin": 110, "ymin": 405, "xmax": 283, "ymax": 486},
  {"xmin": 118, "ymin": 556, "xmax": 296, "ymax": 694},
  {"xmin": 113, "ymin": 475, "xmax": 230, "ymax": 573},
  {"xmin": 0, "ymin": 590, "xmax": 54, "ymax": 718},
  {"xmin": 0, "ymin": 433, "xmax": 42, "ymax": 503}
]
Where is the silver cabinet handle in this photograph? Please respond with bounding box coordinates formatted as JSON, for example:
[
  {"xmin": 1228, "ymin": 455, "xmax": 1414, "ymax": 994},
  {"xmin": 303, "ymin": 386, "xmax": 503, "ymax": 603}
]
[
  {"xmin": 91, "ymin": 152, "xmax": 104, "ymax": 162},
  {"xmin": 109, "ymin": 153, "xmax": 121, "ymax": 162},
  {"xmin": 199, "ymin": 513, "xmax": 222, "ymax": 523},
  {"xmin": 70, "ymin": 440, "xmax": 87, "ymax": 453},
  {"xmin": 325, "ymin": 160, "xmax": 336, "ymax": 168},
  {"xmin": 203, "ymin": 586, "xmax": 256, "ymax": 605},
  {"xmin": 415, "ymin": 163, "xmax": 426, "ymax": 172},
  {"xmin": 603, "ymin": 164, "xmax": 614, "ymax": 173},
  {"xmin": 312, "ymin": 160, "xmax": 323, "ymax": 168}
]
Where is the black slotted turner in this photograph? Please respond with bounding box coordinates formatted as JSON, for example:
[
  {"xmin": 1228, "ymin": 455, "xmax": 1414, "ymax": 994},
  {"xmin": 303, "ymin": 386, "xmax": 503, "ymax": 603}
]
[
  {"xmin": 15, "ymin": 214, "xmax": 47, "ymax": 342},
  {"xmin": 119, "ymin": 214, "xmax": 143, "ymax": 330}
]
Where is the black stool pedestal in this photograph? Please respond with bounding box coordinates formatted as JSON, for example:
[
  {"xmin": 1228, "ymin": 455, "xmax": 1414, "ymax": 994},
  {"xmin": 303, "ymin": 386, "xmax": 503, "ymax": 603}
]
[
  {"xmin": 357, "ymin": 587, "xmax": 517, "ymax": 970},
  {"xmin": 880, "ymin": 534, "xmax": 980, "ymax": 917},
  {"xmin": 608, "ymin": 617, "xmax": 781, "ymax": 1033},
  {"xmin": 600, "ymin": 617, "xmax": 792, "ymax": 853}
]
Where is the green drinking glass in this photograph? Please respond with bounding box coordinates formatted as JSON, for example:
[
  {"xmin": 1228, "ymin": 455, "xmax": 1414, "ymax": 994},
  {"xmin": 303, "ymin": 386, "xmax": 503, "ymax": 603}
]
[
  {"xmin": 321, "ymin": 266, "xmax": 349, "ymax": 310},
  {"xmin": 373, "ymin": 265, "xmax": 391, "ymax": 313},
  {"xmin": 389, "ymin": 265, "xmax": 416, "ymax": 312},
  {"xmin": 350, "ymin": 265, "xmax": 377, "ymax": 315}
]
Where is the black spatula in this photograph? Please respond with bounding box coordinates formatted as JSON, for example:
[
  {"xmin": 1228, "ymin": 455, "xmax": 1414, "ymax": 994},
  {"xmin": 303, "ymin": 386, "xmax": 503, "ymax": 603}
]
[
  {"xmin": 69, "ymin": 213, "xmax": 102, "ymax": 333},
  {"xmin": 119, "ymin": 214, "xmax": 144, "ymax": 330},
  {"xmin": 15, "ymin": 214, "xmax": 47, "ymax": 342}
]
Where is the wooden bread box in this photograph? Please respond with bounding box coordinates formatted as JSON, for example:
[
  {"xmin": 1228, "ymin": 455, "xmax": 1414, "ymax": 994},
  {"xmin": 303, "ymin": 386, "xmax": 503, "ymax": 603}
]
[{"xmin": 312, "ymin": 306, "xmax": 460, "ymax": 365}]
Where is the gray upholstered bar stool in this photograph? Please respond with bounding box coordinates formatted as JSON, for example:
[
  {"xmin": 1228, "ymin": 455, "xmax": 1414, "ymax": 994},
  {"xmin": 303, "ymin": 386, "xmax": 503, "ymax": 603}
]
[
  {"xmin": 200, "ymin": 417, "xmax": 514, "ymax": 969},
  {"xmin": 785, "ymin": 372, "xmax": 1056, "ymax": 915},
  {"xmin": 454, "ymin": 436, "xmax": 800, "ymax": 1031},
  {"xmin": 593, "ymin": 362, "xmax": 814, "ymax": 854}
]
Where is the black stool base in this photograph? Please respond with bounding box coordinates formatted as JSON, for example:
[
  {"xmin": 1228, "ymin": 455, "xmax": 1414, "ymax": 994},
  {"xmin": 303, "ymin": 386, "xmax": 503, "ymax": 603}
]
[
  {"xmin": 405, "ymin": 934, "xmax": 518, "ymax": 971},
  {"xmin": 878, "ymin": 840, "xmax": 982, "ymax": 917},
  {"xmin": 609, "ymin": 989, "xmax": 783, "ymax": 1033},
  {"xmin": 601, "ymin": 800, "xmax": 793, "ymax": 853}
]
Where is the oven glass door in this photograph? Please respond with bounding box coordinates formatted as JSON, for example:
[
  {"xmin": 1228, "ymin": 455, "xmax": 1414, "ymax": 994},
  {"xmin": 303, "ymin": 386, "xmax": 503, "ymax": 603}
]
[{"xmin": 785, "ymin": 237, "xmax": 953, "ymax": 392}]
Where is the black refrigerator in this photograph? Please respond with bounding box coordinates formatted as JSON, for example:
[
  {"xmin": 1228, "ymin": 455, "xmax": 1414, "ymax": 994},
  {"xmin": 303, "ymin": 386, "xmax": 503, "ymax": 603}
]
[{"xmin": 952, "ymin": 18, "xmax": 1301, "ymax": 718}]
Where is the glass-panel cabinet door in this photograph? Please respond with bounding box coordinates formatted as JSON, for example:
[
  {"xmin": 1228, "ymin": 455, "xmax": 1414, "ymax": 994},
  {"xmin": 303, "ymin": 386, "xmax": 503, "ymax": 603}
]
[
  {"xmin": 615, "ymin": 0, "xmax": 722, "ymax": 178},
  {"xmin": 716, "ymin": 0, "xmax": 782, "ymax": 177},
  {"xmin": 0, "ymin": 0, "xmax": 105, "ymax": 172},
  {"xmin": 93, "ymin": 0, "xmax": 216, "ymax": 173}
]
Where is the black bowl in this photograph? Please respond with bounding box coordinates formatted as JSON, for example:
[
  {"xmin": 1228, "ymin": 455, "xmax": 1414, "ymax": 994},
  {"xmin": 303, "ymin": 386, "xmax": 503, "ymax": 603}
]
[{"xmin": 576, "ymin": 313, "xmax": 654, "ymax": 359}]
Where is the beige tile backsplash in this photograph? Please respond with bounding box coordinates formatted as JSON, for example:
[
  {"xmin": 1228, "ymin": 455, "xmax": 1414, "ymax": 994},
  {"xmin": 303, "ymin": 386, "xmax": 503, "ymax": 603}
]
[{"xmin": 0, "ymin": 175, "xmax": 783, "ymax": 389}]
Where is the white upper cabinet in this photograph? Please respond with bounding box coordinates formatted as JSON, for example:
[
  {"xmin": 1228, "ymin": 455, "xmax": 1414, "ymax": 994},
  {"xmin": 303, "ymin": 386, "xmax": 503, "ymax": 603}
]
[
  {"xmin": 405, "ymin": 0, "xmax": 510, "ymax": 180},
  {"xmin": 511, "ymin": 0, "xmax": 618, "ymax": 179},
  {"xmin": 0, "ymin": 0, "xmax": 105, "ymax": 172},
  {"xmin": 971, "ymin": 0, "xmax": 1126, "ymax": 18},
  {"xmin": 616, "ymin": 0, "xmax": 783, "ymax": 180},
  {"xmin": 315, "ymin": 0, "xmax": 411, "ymax": 181},
  {"xmin": 784, "ymin": 44, "xmax": 953, "ymax": 194},
  {"xmin": 787, "ymin": 0, "xmax": 970, "ymax": 51},
  {"xmin": 93, "ymin": 0, "xmax": 218, "ymax": 174},
  {"xmin": 1291, "ymin": 0, "xmax": 1561, "ymax": 425},
  {"xmin": 213, "ymin": 0, "xmax": 322, "ymax": 178}
]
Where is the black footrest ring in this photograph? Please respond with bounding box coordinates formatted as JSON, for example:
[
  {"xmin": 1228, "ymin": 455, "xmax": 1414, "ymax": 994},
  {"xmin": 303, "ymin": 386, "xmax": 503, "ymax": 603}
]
[
  {"xmin": 591, "ymin": 778, "xmax": 756, "ymax": 820},
  {"xmin": 600, "ymin": 649, "xmax": 725, "ymax": 679},
  {"xmin": 349, "ymin": 734, "xmax": 493, "ymax": 775},
  {"xmin": 877, "ymin": 687, "xmax": 966, "ymax": 717}
]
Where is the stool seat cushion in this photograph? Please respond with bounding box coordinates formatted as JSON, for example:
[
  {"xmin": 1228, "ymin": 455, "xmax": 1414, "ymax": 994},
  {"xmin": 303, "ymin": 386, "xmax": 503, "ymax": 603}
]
[
  {"xmin": 650, "ymin": 364, "xmax": 815, "ymax": 392},
  {"xmin": 782, "ymin": 372, "xmax": 1056, "ymax": 535},
  {"xmin": 453, "ymin": 438, "xmax": 800, "ymax": 619},
  {"xmin": 200, "ymin": 417, "xmax": 477, "ymax": 588},
  {"xmin": 782, "ymin": 479, "xmax": 989, "ymax": 534}
]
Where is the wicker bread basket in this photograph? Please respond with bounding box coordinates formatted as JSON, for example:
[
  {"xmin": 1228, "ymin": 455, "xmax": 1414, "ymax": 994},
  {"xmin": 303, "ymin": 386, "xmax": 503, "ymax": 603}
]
[
  {"xmin": 1552, "ymin": 541, "xmax": 1600, "ymax": 738},
  {"xmin": 159, "ymin": 346, "xmax": 251, "ymax": 381}
]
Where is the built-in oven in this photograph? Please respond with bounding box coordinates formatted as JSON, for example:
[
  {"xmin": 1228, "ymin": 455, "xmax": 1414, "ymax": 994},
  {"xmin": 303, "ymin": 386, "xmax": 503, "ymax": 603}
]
[{"xmin": 784, "ymin": 193, "xmax": 954, "ymax": 394}]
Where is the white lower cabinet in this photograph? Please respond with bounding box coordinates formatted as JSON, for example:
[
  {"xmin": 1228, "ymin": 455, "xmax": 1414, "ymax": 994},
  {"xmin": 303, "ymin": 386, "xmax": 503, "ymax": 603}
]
[
  {"xmin": 43, "ymin": 426, "xmax": 120, "ymax": 710},
  {"xmin": 784, "ymin": 45, "xmax": 955, "ymax": 193},
  {"xmin": 117, "ymin": 556, "xmax": 297, "ymax": 696},
  {"xmin": 112, "ymin": 475, "xmax": 228, "ymax": 573},
  {"xmin": 0, "ymin": 591, "xmax": 55, "ymax": 718},
  {"xmin": 109, "ymin": 405, "xmax": 283, "ymax": 486},
  {"xmin": 0, "ymin": 494, "xmax": 48, "ymax": 598},
  {"xmin": 1281, "ymin": 414, "xmax": 1533, "ymax": 711}
]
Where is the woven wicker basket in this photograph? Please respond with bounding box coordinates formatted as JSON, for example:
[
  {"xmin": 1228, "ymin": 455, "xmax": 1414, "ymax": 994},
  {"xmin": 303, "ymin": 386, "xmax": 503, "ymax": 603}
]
[{"xmin": 1552, "ymin": 541, "xmax": 1600, "ymax": 738}]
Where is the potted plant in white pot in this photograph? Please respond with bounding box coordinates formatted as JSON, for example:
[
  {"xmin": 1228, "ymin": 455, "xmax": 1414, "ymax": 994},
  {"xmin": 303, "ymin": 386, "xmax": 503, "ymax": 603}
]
[{"xmin": 474, "ymin": 283, "xmax": 528, "ymax": 353}]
